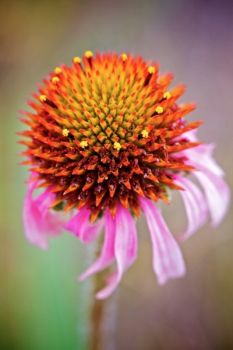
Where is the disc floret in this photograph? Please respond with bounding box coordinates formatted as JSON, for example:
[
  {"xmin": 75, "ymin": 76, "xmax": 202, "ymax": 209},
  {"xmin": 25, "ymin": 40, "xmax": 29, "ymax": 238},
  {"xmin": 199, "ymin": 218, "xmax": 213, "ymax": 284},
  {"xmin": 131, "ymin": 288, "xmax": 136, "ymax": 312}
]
[{"xmin": 21, "ymin": 51, "xmax": 201, "ymax": 221}]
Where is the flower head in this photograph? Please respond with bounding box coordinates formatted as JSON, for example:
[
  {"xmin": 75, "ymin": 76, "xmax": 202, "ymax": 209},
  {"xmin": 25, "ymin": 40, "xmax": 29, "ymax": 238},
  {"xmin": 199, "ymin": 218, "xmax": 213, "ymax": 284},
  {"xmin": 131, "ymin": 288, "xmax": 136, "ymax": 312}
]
[{"xmin": 20, "ymin": 51, "xmax": 230, "ymax": 298}]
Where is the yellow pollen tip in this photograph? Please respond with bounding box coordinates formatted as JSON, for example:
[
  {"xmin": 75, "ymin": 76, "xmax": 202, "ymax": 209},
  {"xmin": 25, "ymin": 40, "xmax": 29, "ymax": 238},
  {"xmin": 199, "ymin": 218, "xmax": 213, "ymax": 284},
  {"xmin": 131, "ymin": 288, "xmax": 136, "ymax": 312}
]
[
  {"xmin": 84, "ymin": 50, "xmax": 93, "ymax": 58},
  {"xmin": 73, "ymin": 56, "xmax": 81, "ymax": 64},
  {"xmin": 121, "ymin": 53, "xmax": 128, "ymax": 62},
  {"xmin": 52, "ymin": 76, "xmax": 60, "ymax": 84},
  {"xmin": 80, "ymin": 140, "xmax": 88, "ymax": 148},
  {"xmin": 62, "ymin": 128, "xmax": 69, "ymax": 137},
  {"xmin": 163, "ymin": 91, "xmax": 171, "ymax": 99},
  {"xmin": 54, "ymin": 67, "xmax": 62, "ymax": 74},
  {"xmin": 39, "ymin": 95, "xmax": 47, "ymax": 102},
  {"xmin": 113, "ymin": 141, "xmax": 122, "ymax": 151},
  {"xmin": 148, "ymin": 66, "xmax": 155, "ymax": 74},
  {"xmin": 155, "ymin": 106, "xmax": 164, "ymax": 114},
  {"xmin": 141, "ymin": 129, "xmax": 149, "ymax": 138}
]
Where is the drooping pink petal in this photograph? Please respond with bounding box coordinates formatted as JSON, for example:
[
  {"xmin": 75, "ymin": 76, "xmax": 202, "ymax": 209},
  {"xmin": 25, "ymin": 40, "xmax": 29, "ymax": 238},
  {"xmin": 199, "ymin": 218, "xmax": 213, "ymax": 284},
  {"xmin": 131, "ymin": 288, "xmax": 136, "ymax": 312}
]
[
  {"xmin": 182, "ymin": 131, "xmax": 230, "ymax": 227},
  {"xmin": 194, "ymin": 170, "xmax": 230, "ymax": 227},
  {"xmin": 180, "ymin": 130, "xmax": 223, "ymax": 175},
  {"xmin": 175, "ymin": 176, "xmax": 208, "ymax": 239},
  {"xmin": 96, "ymin": 205, "xmax": 138, "ymax": 299},
  {"xmin": 79, "ymin": 210, "xmax": 116, "ymax": 281},
  {"xmin": 140, "ymin": 197, "xmax": 186, "ymax": 285},
  {"xmin": 65, "ymin": 207, "xmax": 103, "ymax": 244},
  {"xmin": 23, "ymin": 179, "xmax": 64, "ymax": 249},
  {"xmin": 186, "ymin": 143, "xmax": 224, "ymax": 177}
]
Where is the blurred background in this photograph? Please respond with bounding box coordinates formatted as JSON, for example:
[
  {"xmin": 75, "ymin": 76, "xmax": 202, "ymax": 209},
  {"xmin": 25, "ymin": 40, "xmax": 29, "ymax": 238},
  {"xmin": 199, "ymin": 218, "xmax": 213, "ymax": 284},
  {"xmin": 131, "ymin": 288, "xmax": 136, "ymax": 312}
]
[{"xmin": 1, "ymin": 0, "xmax": 233, "ymax": 349}]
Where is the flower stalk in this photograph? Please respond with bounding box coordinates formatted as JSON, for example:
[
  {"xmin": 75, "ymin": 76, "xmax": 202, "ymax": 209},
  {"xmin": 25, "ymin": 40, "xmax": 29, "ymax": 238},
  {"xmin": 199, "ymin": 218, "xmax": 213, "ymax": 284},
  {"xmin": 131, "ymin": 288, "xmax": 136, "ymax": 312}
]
[
  {"xmin": 89, "ymin": 237, "xmax": 106, "ymax": 350},
  {"xmin": 89, "ymin": 238, "xmax": 117, "ymax": 350},
  {"xmin": 89, "ymin": 274, "xmax": 106, "ymax": 350}
]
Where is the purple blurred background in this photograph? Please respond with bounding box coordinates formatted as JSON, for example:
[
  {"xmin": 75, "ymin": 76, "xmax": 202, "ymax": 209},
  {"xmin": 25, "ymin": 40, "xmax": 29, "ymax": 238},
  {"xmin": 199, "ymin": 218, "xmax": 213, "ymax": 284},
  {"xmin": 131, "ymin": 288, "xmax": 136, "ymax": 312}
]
[{"xmin": 1, "ymin": 0, "xmax": 233, "ymax": 349}]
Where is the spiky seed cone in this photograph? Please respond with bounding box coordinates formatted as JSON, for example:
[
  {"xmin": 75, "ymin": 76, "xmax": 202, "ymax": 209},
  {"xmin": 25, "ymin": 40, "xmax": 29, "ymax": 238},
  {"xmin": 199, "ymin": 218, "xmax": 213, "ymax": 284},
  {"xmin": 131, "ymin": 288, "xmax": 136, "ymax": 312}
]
[{"xmin": 20, "ymin": 52, "xmax": 201, "ymax": 222}]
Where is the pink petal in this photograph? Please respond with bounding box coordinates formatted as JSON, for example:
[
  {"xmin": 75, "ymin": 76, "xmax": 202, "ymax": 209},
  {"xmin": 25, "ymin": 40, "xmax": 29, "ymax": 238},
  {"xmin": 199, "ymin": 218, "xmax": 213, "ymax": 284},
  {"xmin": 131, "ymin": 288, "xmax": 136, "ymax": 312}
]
[
  {"xmin": 184, "ymin": 129, "xmax": 198, "ymax": 142},
  {"xmin": 96, "ymin": 205, "xmax": 138, "ymax": 299},
  {"xmin": 188, "ymin": 145, "xmax": 224, "ymax": 177},
  {"xmin": 140, "ymin": 197, "xmax": 186, "ymax": 285},
  {"xmin": 65, "ymin": 207, "xmax": 103, "ymax": 244},
  {"xmin": 175, "ymin": 176, "xmax": 208, "ymax": 239},
  {"xmin": 96, "ymin": 272, "xmax": 119, "ymax": 300},
  {"xmin": 182, "ymin": 132, "xmax": 230, "ymax": 227},
  {"xmin": 194, "ymin": 170, "xmax": 230, "ymax": 227},
  {"xmin": 79, "ymin": 210, "xmax": 116, "ymax": 281},
  {"xmin": 183, "ymin": 131, "xmax": 224, "ymax": 177},
  {"xmin": 23, "ymin": 179, "xmax": 63, "ymax": 249}
]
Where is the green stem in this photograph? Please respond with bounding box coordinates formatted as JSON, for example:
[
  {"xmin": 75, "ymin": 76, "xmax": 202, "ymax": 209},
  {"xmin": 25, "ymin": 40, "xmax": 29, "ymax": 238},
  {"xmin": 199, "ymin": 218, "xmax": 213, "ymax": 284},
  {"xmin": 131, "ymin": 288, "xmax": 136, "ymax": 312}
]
[
  {"xmin": 89, "ymin": 274, "xmax": 106, "ymax": 350},
  {"xmin": 88, "ymin": 240, "xmax": 117, "ymax": 350}
]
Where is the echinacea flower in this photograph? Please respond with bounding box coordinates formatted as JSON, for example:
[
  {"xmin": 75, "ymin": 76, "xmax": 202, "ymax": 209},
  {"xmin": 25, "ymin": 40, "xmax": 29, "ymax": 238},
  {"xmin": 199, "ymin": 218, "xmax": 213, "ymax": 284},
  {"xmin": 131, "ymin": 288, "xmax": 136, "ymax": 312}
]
[{"xmin": 20, "ymin": 51, "xmax": 230, "ymax": 299}]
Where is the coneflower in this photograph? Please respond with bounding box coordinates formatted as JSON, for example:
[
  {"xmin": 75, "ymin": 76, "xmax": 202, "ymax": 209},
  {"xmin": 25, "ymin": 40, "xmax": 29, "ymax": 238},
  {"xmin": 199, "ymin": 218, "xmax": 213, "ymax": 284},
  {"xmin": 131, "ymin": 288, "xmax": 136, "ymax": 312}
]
[{"xmin": 20, "ymin": 51, "xmax": 230, "ymax": 299}]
